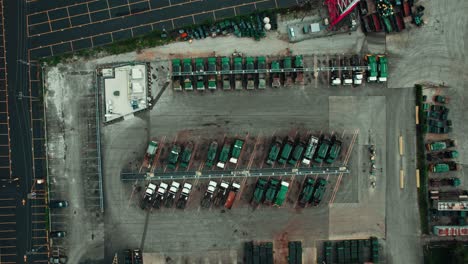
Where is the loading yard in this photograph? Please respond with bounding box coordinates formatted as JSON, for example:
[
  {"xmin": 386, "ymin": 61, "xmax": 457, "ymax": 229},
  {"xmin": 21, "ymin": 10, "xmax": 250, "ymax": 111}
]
[{"xmin": 39, "ymin": 0, "xmax": 468, "ymax": 262}]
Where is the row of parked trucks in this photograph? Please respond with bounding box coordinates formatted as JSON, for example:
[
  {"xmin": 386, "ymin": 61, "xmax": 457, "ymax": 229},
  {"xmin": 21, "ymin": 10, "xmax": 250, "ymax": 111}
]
[
  {"xmin": 329, "ymin": 55, "xmax": 365, "ymax": 86},
  {"xmin": 143, "ymin": 138, "xmax": 245, "ymax": 171},
  {"xmin": 142, "ymin": 180, "xmax": 241, "ymax": 209},
  {"xmin": 329, "ymin": 54, "xmax": 387, "ymax": 85},
  {"xmin": 143, "ymin": 176, "xmax": 329, "ymax": 210},
  {"xmin": 142, "ymin": 181, "xmax": 193, "ymax": 209},
  {"xmin": 298, "ymin": 177, "xmax": 328, "ymax": 207},
  {"xmin": 364, "ymin": 54, "xmax": 387, "ymax": 83},
  {"xmin": 172, "ymin": 56, "xmax": 304, "ymax": 91},
  {"xmin": 267, "ymin": 135, "xmax": 342, "ymax": 167},
  {"xmin": 251, "ymin": 179, "xmax": 290, "ymax": 207},
  {"xmin": 250, "ymin": 176, "xmax": 328, "ymax": 208},
  {"xmin": 144, "ymin": 134, "xmax": 342, "ymax": 171},
  {"xmin": 423, "ymin": 102, "xmax": 452, "ymax": 134}
]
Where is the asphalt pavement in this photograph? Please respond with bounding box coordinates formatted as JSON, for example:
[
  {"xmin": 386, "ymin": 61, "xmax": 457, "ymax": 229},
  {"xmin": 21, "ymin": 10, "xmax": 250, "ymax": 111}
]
[
  {"xmin": 27, "ymin": 0, "xmax": 299, "ymax": 58},
  {"xmin": 3, "ymin": 0, "xmax": 49, "ymax": 262}
]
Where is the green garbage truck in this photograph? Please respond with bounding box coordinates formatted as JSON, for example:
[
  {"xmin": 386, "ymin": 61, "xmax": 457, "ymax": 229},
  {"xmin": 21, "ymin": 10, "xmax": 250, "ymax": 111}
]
[
  {"xmin": 274, "ymin": 181, "xmax": 289, "ymax": 207},
  {"xmin": 167, "ymin": 144, "xmax": 181, "ymax": 169},
  {"xmin": 278, "ymin": 137, "xmax": 294, "ymax": 165},
  {"xmin": 288, "ymin": 141, "xmax": 305, "ymax": 166},
  {"xmin": 251, "ymin": 179, "xmax": 268, "ymax": 205},
  {"xmin": 229, "ymin": 139, "xmax": 244, "ymax": 164},
  {"xmin": 314, "ymin": 138, "xmax": 331, "ymax": 163},
  {"xmin": 266, "ymin": 138, "xmax": 282, "ymax": 166},
  {"xmin": 302, "ymin": 136, "xmax": 319, "ymax": 165},
  {"xmin": 325, "ymin": 137, "xmax": 342, "ymax": 164},
  {"xmin": 312, "ymin": 178, "xmax": 327, "ymax": 206},
  {"xmin": 179, "ymin": 142, "xmax": 194, "ymax": 169},
  {"xmin": 217, "ymin": 143, "xmax": 231, "ymax": 169},
  {"xmin": 205, "ymin": 141, "xmax": 218, "ymax": 167},
  {"xmin": 264, "ymin": 179, "xmax": 280, "ymax": 205},
  {"xmin": 298, "ymin": 177, "xmax": 316, "ymax": 207}
]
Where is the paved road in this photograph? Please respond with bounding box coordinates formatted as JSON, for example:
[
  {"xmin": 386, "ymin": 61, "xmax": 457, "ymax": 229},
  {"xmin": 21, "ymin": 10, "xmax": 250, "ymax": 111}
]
[
  {"xmin": 3, "ymin": 0, "xmax": 49, "ymax": 263},
  {"xmin": 27, "ymin": 0, "xmax": 299, "ymax": 58},
  {"xmin": 4, "ymin": 0, "xmax": 33, "ymax": 262}
]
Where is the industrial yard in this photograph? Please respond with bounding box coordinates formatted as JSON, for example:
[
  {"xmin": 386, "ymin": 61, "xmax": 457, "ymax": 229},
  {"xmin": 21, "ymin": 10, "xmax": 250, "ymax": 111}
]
[{"xmin": 39, "ymin": 0, "xmax": 468, "ymax": 264}]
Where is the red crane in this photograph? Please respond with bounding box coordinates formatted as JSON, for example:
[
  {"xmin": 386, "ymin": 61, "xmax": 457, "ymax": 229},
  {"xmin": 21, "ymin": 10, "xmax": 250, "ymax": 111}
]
[{"xmin": 325, "ymin": 0, "xmax": 361, "ymax": 29}]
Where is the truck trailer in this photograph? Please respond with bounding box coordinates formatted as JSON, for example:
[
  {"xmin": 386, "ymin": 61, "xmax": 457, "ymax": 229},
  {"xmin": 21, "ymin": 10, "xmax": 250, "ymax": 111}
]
[
  {"xmin": 271, "ymin": 61, "xmax": 281, "ymax": 88},
  {"xmin": 252, "ymin": 179, "xmax": 268, "ymax": 206},
  {"xmin": 195, "ymin": 58, "xmax": 206, "ymax": 90},
  {"xmin": 298, "ymin": 178, "xmax": 316, "ymax": 207},
  {"xmin": 205, "ymin": 141, "xmax": 218, "ymax": 167},
  {"xmin": 278, "ymin": 137, "xmax": 294, "ymax": 165},
  {"xmin": 246, "ymin": 57, "xmax": 255, "ymax": 90},
  {"xmin": 167, "ymin": 145, "xmax": 181, "ymax": 169},
  {"xmin": 377, "ymin": 55, "xmax": 388, "ymax": 82},
  {"xmin": 172, "ymin": 59, "xmax": 182, "ymax": 90},
  {"xmin": 152, "ymin": 182, "xmax": 168, "ymax": 209},
  {"xmin": 144, "ymin": 140, "xmax": 158, "ymax": 169},
  {"xmin": 207, "ymin": 57, "xmax": 217, "ymax": 90},
  {"xmin": 314, "ymin": 138, "xmax": 331, "ymax": 163},
  {"xmin": 229, "ymin": 139, "xmax": 244, "ymax": 164},
  {"xmin": 224, "ymin": 182, "xmax": 241, "ymax": 209},
  {"xmin": 176, "ymin": 182, "xmax": 192, "ymax": 209},
  {"xmin": 234, "ymin": 57, "xmax": 243, "ymax": 90},
  {"xmin": 325, "ymin": 137, "xmax": 342, "ymax": 164},
  {"xmin": 288, "ymin": 141, "xmax": 305, "ymax": 166},
  {"xmin": 264, "ymin": 179, "xmax": 280, "ymax": 205},
  {"xmin": 257, "ymin": 56, "xmax": 267, "ymax": 89},
  {"xmin": 222, "ymin": 57, "xmax": 231, "ymax": 90},
  {"xmin": 425, "ymin": 139, "xmax": 456, "ymax": 152},
  {"xmin": 183, "ymin": 58, "xmax": 193, "ymax": 90},
  {"xmin": 274, "ymin": 181, "xmax": 289, "ymax": 207},
  {"xmin": 302, "ymin": 136, "xmax": 319, "ymax": 165},
  {"xmin": 312, "ymin": 178, "xmax": 327, "ymax": 205},
  {"xmin": 214, "ymin": 181, "xmax": 230, "ymax": 207},
  {"xmin": 179, "ymin": 142, "xmax": 194, "ymax": 169},
  {"xmin": 366, "ymin": 55, "xmax": 378, "ymax": 82},
  {"xmin": 201, "ymin": 181, "xmax": 218, "ymax": 208},
  {"xmin": 165, "ymin": 181, "xmax": 180, "ymax": 208},
  {"xmin": 217, "ymin": 143, "xmax": 231, "ymax": 169},
  {"xmin": 266, "ymin": 137, "xmax": 282, "ymax": 166}
]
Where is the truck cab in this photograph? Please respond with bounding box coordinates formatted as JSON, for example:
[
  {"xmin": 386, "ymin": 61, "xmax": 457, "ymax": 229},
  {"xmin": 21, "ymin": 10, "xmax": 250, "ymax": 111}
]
[
  {"xmin": 201, "ymin": 181, "xmax": 218, "ymax": 208},
  {"xmin": 176, "ymin": 183, "xmax": 193, "ymax": 209},
  {"xmin": 165, "ymin": 181, "xmax": 181, "ymax": 208},
  {"xmin": 214, "ymin": 181, "xmax": 230, "ymax": 206},
  {"xmin": 141, "ymin": 183, "xmax": 157, "ymax": 209}
]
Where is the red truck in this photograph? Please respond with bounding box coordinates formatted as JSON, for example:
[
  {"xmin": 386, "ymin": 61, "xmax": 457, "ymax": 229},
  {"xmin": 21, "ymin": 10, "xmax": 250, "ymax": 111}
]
[{"xmin": 224, "ymin": 182, "xmax": 241, "ymax": 209}]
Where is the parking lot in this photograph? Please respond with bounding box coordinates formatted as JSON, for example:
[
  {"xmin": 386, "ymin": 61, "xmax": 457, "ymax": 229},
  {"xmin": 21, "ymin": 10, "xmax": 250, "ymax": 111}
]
[
  {"xmin": 99, "ymin": 70, "xmax": 388, "ymax": 263},
  {"xmin": 27, "ymin": 0, "xmax": 300, "ymax": 58},
  {"xmin": 40, "ymin": 11, "xmax": 433, "ymax": 262}
]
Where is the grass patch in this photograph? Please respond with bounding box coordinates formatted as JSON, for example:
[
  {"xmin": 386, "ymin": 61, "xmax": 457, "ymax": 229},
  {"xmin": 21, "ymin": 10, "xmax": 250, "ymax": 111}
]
[{"xmin": 415, "ymin": 84, "xmax": 429, "ymax": 234}]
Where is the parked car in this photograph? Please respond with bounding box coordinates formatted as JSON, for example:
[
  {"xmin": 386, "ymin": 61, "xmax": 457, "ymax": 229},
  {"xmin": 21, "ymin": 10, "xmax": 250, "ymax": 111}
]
[
  {"xmin": 49, "ymin": 200, "xmax": 69, "ymax": 208},
  {"xmin": 50, "ymin": 231, "xmax": 67, "ymax": 238}
]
